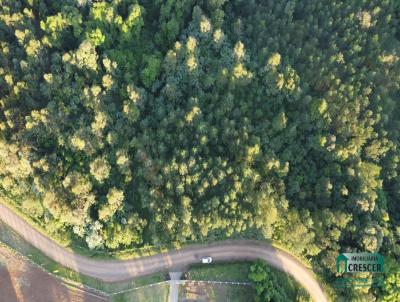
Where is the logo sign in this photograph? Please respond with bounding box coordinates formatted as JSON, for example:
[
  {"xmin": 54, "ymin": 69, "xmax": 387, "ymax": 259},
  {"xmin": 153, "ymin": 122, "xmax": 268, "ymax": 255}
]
[{"xmin": 336, "ymin": 253, "xmax": 384, "ymax": 273}]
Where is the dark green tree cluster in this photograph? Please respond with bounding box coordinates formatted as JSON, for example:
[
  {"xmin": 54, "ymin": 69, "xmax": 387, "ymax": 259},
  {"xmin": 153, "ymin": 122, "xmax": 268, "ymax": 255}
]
[
  {"xmin": 0, "ymin": 0, "xmax": 399, "ymax": 300},
  {"xmin": 374, "ymin": 256, "xmax": 400, "ymax": 301},
  {"xmin": 248, "ymin": 261, "xmax": 290, "ymax": 302}
]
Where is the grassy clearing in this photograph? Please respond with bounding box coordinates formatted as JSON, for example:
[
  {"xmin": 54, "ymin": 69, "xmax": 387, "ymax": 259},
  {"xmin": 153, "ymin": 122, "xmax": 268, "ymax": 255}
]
[
  {"xmin": 111, "ymin": 283, "xmax": 169, "ymax": 302},
  {"xmin": 0, "ymin": 220, "xmax": 164, "ymax": 294},
  {"xmin": 179, "ymin": 283, "xmax": 255, "ymax": 302},
  {"xmin": 187, "ymin": 261, "xmax": 306, "ymax": 301},
  {"xmin": 186, "ymin": 262, "xmax": 255, "ymax": 301},
  {"xmin": 188, "ymin": 262, "xmax": 253, "ymax": 282}
]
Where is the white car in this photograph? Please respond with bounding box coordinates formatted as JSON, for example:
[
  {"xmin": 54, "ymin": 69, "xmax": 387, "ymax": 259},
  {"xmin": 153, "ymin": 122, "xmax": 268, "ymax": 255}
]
[{"xmin": 201, "ymin": 256, "xmax": 213, "ymax": 264}]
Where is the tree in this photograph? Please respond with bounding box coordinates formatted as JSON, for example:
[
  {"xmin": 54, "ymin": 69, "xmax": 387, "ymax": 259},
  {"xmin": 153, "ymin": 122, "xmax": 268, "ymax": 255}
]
[
  {"xmin": 249, "ymin": 261, "xmax": 289, "ymax": 302},
  {"xmin": 85, "ymin": 221, "xmax": 104, "ymax": 250},
  {"xmin": 90, "ymin": 156, "xmax": 111, "ymax": 183},
  {"xmin": 98, "ymin": 188, "xmax": 124, "ymax": 222}
]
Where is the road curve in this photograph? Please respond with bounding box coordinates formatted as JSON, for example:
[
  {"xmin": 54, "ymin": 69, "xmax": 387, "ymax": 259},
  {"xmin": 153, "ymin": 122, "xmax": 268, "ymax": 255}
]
[{"xmin": 0, "ymin": 203, "xmax": 328, "ymax": 302}]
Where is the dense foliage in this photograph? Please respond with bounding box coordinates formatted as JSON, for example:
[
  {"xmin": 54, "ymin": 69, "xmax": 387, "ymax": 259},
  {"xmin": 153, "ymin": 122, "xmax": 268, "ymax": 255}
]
[
  {"xmin": 249, "ymin": 261, "xmax": 292, "ymax": 302},
  {"xmin": 249, "ymin": 261, "xmax": 311, "ymax": 302},
  {"xmin": 1, "ymin": 0, "xmax": 399, "ymax": 300}
]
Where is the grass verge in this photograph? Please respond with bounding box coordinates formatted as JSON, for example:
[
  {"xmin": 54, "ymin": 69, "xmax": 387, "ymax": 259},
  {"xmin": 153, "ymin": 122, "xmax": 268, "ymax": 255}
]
[
  {"xmin": 187, "ymin": 262, "xmax": 253, "ymax": 282},
  {"xmin": 179, "ymin": 283, "xmax": 254, "ymax": 302},
  {"xmin": 111, "ymin": 283, "xmax": 170, "ymax": 302}
]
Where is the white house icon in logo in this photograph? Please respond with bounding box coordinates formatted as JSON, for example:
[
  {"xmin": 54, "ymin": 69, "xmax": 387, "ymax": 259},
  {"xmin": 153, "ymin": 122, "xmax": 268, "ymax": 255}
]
[{"xmin": 336, "ymin": 254, "xmax": 349, "ymax": 273}]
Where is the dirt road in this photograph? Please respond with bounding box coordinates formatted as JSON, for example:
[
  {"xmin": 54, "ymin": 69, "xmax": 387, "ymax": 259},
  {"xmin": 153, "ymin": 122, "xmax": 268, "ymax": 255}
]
[{"xmin": 0, "ymin": 203, "xmax": 328, "ymax": 302}]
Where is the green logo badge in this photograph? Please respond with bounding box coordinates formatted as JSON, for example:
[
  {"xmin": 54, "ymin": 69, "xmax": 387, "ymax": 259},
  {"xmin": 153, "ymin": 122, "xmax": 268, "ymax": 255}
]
[{"xmin": 336, "ymin": 253, "xmax": 384, "ymax": 273}]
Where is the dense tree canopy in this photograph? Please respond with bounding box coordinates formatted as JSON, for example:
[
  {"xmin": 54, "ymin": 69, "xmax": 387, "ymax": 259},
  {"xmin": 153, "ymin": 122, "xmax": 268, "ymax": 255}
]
[{"xmin": 0, "ymin": 0, "xmax": 399, "ymax": 300}]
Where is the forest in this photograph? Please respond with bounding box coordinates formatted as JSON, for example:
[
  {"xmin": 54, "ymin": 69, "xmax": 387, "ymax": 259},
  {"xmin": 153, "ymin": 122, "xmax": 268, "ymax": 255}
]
[{"xmin": 0, "ymin": 0, "xmax": 399, "ymax": 300}]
